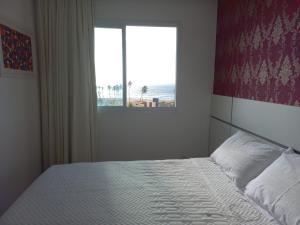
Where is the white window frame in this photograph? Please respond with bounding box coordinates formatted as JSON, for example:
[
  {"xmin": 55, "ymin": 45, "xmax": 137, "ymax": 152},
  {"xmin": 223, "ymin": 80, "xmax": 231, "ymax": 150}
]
[{"xmin": 95, "ymin": 20, "xmax": 180, "ymax": 111}]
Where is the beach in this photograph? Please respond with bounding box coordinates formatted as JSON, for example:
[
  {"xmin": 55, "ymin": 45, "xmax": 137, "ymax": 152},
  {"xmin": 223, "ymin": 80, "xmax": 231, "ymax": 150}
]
[
  {"xmin": 127, "ymin": 98, "xmax": 175, "ymax": 108},
  {"xmin": 97, "ymin": 98, "xmax": 175, "ymax": 107},
  {"xmin": 97, "ymin": 84, "xmax": 176, "ymax": 107}
]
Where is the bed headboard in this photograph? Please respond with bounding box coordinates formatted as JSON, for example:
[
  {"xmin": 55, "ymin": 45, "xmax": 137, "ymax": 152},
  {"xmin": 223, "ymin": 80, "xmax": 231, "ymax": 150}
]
[{"xmin": 209, "ymin": 94, "xmax": 300, "ymax": 154}]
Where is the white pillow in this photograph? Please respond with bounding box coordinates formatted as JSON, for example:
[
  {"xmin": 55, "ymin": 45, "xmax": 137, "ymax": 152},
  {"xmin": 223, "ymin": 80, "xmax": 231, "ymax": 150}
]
[
  {"xmin": 245, "ymin": 150, "xmax": 300, "ymax": 225},
  {"xmin": 211, "ymin": 131, "xmax": 283, "ymax": 189}
]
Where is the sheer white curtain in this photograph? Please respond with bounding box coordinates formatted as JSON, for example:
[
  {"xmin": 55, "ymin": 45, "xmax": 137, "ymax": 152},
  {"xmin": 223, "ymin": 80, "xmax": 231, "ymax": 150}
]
[{"xmin": 36, "ymin": 0, "xmax": 97, "ymax": 169}]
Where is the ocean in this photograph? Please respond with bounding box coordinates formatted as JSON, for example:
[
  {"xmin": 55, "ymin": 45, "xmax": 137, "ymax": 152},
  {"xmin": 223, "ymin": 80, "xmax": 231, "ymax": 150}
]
[
  {"xmin": 97, "ymin": 84, "xmax": 176, "ymax": 101},
  {"xmin": 129, "ymin": 84, "xmax": 175, "ymax": 101}
]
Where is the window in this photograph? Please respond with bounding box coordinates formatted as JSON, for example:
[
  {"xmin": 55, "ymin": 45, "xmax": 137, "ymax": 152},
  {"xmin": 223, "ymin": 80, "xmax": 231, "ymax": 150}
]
[
  {"xmin": 95, "ymin": 24, "xmax": 178, "ymax": 108},
  {"xmin": 95, "ymin": 27, "xmax": 123, "ymax": 106}
]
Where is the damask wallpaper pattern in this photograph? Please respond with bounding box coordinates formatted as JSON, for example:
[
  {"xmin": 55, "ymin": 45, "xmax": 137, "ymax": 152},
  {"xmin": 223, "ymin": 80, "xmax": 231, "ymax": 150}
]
[
  {"xmin": 0, "ymin": 24, "xmax": 33, "ymax": 72},
  {"xmin": 213, "ymin": 0, "xmax": 300, "ymax": 107}
]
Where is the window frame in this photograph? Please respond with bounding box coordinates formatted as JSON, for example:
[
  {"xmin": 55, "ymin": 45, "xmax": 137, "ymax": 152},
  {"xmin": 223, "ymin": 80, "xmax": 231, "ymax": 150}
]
[{"xmin": 94, "ymin": 20, "xmax": 180, "ymax": 111}]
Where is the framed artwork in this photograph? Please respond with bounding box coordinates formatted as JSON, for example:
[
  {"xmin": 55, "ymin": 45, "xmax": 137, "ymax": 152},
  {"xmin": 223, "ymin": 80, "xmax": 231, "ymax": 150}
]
[{"xmin": 0, "ymin": 23, "xmax": 34, "ymax": 76}]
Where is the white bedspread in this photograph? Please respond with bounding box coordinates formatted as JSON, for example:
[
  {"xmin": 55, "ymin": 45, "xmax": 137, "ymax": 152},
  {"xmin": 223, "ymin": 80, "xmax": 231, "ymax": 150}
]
[{"xmin": 0, "ymin": 158, "xmax": 279, "ymax": 225}]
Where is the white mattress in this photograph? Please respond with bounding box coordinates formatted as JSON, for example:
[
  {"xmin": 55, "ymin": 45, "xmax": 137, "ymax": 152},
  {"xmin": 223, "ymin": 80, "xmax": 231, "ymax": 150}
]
[{"xmin": 0, "ymin": 158, "xmax": 280, "ymax": 225}]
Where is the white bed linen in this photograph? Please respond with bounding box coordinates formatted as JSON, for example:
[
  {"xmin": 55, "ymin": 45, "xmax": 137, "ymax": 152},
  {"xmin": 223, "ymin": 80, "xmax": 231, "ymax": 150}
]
[
  {"xmin": 0, "ymin": 158, "xmax": 280, "ymax": 225},
  {"xmin": 211, "ymin": 131, "xmax": 283, "ymax": 189},
  {"xmin": 245, "ymin": 150, "xmax": 300, "ymax": 225}
]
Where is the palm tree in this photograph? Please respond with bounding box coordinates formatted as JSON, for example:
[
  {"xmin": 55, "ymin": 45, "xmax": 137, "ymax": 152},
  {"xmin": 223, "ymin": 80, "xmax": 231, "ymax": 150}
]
[
  {"xmin": 115, "ymin": 85, "xmax": 119, "ymax": 98},
  {"xmin": 118, "ymin": 84, "xmax": 122, "ymax": 98},
  {"xmin": 107, "ymin": 85, "xmax": 111, "ymax": 98},
  {"xmin": 128, "ymin": 81, "xmax": 132, "ymax": 104},
  {"xmin": 100, "ymin": 86, "xmax": 104, "ymax": 98},
  {"xmin": 140, "ymin": 85, "xmax": 148, "ymax": 102},
  {"xmin": 112, "ymin": 85, "xmax": 117, "ymax": 98},
  {"xmin": 96, "ymin": 86, "xmax": 101, "ymax": 98}
]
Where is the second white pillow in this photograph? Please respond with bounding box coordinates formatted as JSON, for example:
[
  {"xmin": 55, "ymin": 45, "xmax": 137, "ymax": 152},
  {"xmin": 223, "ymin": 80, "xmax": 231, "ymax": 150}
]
[
  {"xmin": 245, "ymin": 149, "xmax": 300, "ymax": 225},
  {"xmin": 211, "ymin": 131, "xmax": 283, "ymax": 189}
]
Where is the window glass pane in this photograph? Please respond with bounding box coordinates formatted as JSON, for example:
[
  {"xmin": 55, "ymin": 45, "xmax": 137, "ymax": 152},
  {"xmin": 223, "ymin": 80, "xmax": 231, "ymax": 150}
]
[
  {"xmin": 95, "ymin": 27, "xmax": 123, "ymax": 106},
  {"xmin": 126, "ymin": 26, "xmax": 177, "ymax": 108}
]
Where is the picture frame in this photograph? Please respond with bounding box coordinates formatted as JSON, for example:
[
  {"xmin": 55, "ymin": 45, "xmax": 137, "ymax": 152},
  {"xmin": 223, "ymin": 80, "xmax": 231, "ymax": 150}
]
[{"xmin": 0, "ymin": 21, "xmax": 35, "ymax": 77}]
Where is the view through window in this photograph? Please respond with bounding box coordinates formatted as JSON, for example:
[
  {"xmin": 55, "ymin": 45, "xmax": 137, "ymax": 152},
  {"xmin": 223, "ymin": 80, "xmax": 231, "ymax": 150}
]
[
  {"xmin": 95, "ymin": 27, "xmax": 123, "ymax": 106},
  {"xmin": 95, "ymin": 25, "xmax": 177, "ymax": 108}
]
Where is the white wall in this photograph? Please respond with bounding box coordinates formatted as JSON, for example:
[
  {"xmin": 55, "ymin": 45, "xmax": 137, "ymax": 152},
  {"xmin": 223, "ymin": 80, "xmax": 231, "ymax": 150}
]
[
  {"xmin": 209, "ymin": 94, "xmax": 300, "ymax": 153},
  {"xmin": 94, "ymin": 0, "xmax": 218, "ymax": 161},
  {"xmin": 0, "ymin": 0, "xmax": 41, "ymax": 215}
]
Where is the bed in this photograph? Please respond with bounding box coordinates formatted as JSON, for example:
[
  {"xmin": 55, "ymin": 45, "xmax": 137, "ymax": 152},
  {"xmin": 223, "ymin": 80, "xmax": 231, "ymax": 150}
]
[{"xmin": 0, "ymin": 158, "xmax": 279, "ymax": 225}]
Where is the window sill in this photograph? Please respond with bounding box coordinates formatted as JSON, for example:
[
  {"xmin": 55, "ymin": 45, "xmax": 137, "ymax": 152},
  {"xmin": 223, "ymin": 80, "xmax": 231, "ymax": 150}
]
[{"xmin": 96, "ymin": 106, "xmax": 177, "ymax": 113}]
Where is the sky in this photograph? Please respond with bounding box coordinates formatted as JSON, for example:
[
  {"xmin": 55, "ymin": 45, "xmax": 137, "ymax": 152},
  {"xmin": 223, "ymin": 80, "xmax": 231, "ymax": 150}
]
[{"xmin": 94, "ymin": 26, "xmax": 177, "ymax": 88}]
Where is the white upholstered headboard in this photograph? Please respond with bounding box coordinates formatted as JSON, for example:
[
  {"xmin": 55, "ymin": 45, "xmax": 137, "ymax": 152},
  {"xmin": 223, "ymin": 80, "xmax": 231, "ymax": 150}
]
[{"xmin": 209, "ymin": 94, "xmax": 300, "ymax": 154}]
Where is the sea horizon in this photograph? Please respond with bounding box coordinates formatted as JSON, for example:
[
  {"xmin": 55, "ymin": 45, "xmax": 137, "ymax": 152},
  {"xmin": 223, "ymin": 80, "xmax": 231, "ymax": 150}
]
[{"xmin": 97, "ymin": 84, "xmax": 176, "ymax": 101}]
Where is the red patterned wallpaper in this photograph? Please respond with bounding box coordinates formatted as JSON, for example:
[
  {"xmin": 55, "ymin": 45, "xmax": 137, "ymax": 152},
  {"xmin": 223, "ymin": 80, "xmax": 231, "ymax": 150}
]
[
  {"xmin": 0, "ymin": 24, "xmax": 33, "ymax": 72},
  {"xmin": 213, "ymin": 0, "xmax": 300, "ymax": 107}
]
